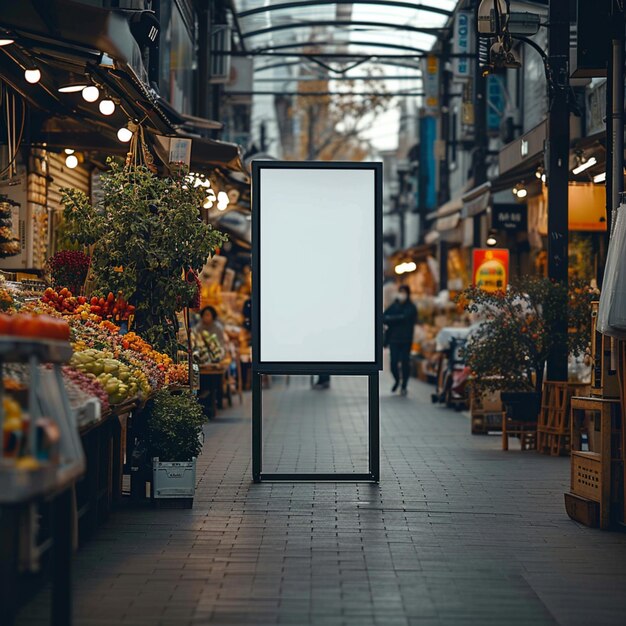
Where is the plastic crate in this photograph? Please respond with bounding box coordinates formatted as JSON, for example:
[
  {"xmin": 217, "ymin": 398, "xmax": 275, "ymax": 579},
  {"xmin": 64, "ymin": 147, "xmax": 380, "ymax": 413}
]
[{"xmin": 152, "ymin": 458, "xmax": 196, "ymax": 502}]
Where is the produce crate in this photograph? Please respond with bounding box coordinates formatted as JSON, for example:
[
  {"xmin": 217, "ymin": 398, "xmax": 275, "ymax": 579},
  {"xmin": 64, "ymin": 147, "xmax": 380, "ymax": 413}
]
[
  {"xmin": 469, "ymin": 388, "xmax": 502, "ymax": 435},
  {"xmin": 564, "ymin": 492, "xmax": 599, "ymax": 528},
  {"xmin": 571, "ymin": 451, "xmax": 602, "ymax": 501},
  {"xmin": 152, "ymin": 458, "xmax": 196, "ymax": 509},
  {"xmin": 566, "ymin": 396, "xmax": 621, "ymax": 529},
  {"xmin": 537, "ymin": 381, "xmax": 589, "ymax": 456}
]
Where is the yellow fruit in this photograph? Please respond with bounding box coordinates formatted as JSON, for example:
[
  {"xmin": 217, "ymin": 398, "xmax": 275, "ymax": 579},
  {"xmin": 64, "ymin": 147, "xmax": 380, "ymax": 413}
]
[
  {"xmin": 3, "ymin": 397, "xmax": 22, "ymax": 421},
  {"xmin": 15, "ymin": 456, "xmax": 40, "ymax": 470}
]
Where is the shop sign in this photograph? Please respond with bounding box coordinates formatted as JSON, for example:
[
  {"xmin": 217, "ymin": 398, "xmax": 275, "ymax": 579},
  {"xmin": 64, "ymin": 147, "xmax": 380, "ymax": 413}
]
[
  {"xmin": 487, "ymin": 75, "xmax": 505, "ymax": 135},
  {"xmin": 473, "ymin": 248, "xmax": 509, "ymax": 293},
  {"xmin": 422, "ymin": 55, "xmax": 439, "ymax": 116},
  {"xmin": 453, "ymin": 11, "xmax": 472, "ymax": 79},
  {"xmin": 168, "ymin": 138, "xmax": 192, "ymax": 166},
  {"xmin": 499, "ymin": 120, "xmax": 546, "ymax": 175},
  {"xmin": 491, "ymin": 203, "xmax": 527, "ymax": 232}
]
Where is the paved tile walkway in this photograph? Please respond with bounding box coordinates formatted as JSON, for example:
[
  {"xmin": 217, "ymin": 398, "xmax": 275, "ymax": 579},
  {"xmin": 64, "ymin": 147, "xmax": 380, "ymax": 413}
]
[{"xmin": 18, "ymin": 374, "xmax": 626, "ymax": 625}]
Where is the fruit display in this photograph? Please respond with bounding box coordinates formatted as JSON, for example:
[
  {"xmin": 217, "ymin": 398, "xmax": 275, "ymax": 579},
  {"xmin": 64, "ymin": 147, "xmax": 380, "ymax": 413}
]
[
  {"xmin": 70, "ymin": 349, "xmax": 140, "ymax": 405},
  {"xmin": 167, "ymin": 363, "xmax": 189, "ymax": 387},
  {"xmin": 86, "ymin": 292, "xmax": 135, "ymax": 321},
  {"xmin": 42, "ymin": 287, "xmax": 86, "ymax": 314},
  {"xmin": 0, "ymin": 197, "xmax": 21, "ymax": 258},
  {"xmin": 60, "ymin": 366, "xmax": 110, "ymax": 415},
  {"xmin": 0, "ymin": 312, "xmax": 70, "ymax": 341}
]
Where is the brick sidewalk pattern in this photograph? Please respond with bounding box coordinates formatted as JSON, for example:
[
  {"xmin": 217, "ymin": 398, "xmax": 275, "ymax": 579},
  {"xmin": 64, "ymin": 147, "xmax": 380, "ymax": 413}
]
[{"xmin": 17, "ymin": 374, "xmax": 626, "ymax": 626}]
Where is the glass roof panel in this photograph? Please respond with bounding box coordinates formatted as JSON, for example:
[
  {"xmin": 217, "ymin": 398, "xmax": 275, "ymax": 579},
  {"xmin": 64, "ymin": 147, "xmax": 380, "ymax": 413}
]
[{"xmin": 235, "ymin": 0, "xmax": 453, "ymax": 56}]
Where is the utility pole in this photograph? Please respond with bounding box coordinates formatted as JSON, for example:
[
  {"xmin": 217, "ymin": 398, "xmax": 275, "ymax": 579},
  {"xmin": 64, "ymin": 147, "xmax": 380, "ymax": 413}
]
[
  {"xmin": 609, "ymin": 1, "xmax": 624, "ymax": 229},
  {"xmin": 546, "ymin": 0, "xmax": 570, "ymax": 381},
  {"xmin": 473, "ymin": 1, "xmax": 488, "ymax": 248}
]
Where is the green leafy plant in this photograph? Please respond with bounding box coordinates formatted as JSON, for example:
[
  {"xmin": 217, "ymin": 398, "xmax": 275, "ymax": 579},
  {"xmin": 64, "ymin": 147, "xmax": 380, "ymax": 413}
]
[
  {"xmin": 144, "ymin": 390, "xmax": 205, "ymax": 461},
  {"xmin": 60, "ymin": 160, "xmax": 227, "ymax": 354},
  {"xmin": 458, "ymin": 277, "xmax": 597, "ymax": 394}
]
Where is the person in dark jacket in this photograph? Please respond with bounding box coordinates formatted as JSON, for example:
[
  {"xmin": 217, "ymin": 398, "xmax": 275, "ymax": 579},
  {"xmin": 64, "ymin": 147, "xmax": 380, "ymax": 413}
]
[{"xmin": 383, "ymin": 285, "xmax": 418, "ymax": 396}]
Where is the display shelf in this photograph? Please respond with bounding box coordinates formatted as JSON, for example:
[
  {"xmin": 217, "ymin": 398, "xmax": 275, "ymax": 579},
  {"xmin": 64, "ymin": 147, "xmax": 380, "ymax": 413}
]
[{"xmin": 0, "ymin": 337, "xmax": 72, "ymax": 364}]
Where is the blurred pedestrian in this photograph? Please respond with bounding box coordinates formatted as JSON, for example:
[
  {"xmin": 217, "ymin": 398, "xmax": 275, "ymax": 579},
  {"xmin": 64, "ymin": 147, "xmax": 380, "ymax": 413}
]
[{"xmin": 383, "ymin": 285, "xmax": 417, "ymax": 396}]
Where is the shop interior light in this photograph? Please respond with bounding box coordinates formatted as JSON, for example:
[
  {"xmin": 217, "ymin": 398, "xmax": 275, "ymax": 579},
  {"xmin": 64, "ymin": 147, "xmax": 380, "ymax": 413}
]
[
  {"xmin": 572, "ymin": 156, "xmax": 597, "ymax": 175},
  {"xmin": 394, "ymin": 261, "xmax": 417, "ymax": 275},
  {"xmin": 65, "ymin": 154, "xmax": 78, "ymax": 169},
  {"xmin": 512, "ymin": 186, "xmax": 518, "ymax": 196},
  {"xmin": 82, "ymin": 85, "xmax": 100, "ymax": 102},
  {"xmin": 486, "ymin": 235, "xmax": 497, "ymax": 247},
  {"xmin": 117, "ymin": 126, "xmax": 133, "ymax": 142},
  {"xmin": 593, "ymin": 172, "xmax": 606, "ymax": 183},
  {"xmin": 535, "ymin": 167, "xmax": 543, "ymax": 179},
  {"xmin": 64, "ymin": 148, "xmax": 75, "ymax": 155},
  {"xmin": 24, "ymin": 67, "xmax": 41, "ymax": 84},
  {"xmin": 516, "ymin": 187, "xmax": 528, "ymax": 199},
  {"xmin": 541, "ymin": 173, "xmax": 546, "ymax": 183},
  {"xmin": 0, "ymin": 37, "xmax": 14, "ymax": 47},
  {"xmin": 99, "ymin": 98, "xmax": 116, "ymax": 116}
]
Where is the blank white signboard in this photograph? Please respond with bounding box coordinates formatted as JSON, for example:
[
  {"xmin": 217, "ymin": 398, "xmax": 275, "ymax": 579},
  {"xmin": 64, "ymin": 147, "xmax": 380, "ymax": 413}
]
[{"xmin": 258, "ymin": 166, "xmax": 377, "ymax": 363}]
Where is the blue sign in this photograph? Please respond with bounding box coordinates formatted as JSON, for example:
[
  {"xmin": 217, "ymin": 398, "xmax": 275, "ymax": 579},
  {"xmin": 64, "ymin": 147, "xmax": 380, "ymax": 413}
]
[
  {"xmin": 419, "ymin": 116, "xmax": 437, "ymax": 212},
  {"xmin": 487, "ymin": 75, "xmax": 505, "ymax": 134}
]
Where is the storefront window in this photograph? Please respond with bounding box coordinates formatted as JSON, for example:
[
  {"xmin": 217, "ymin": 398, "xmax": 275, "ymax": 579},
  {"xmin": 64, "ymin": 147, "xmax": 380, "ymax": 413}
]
[{"xmin": 159, "ymin": 2, "xmax": 195, "ymax": 115}]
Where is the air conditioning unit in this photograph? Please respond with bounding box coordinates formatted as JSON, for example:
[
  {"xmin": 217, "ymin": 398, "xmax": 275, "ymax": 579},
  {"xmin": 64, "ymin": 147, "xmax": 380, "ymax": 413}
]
[{"xmin": 210, "ymin": 25, "xmax": 232, "ymax": 83}]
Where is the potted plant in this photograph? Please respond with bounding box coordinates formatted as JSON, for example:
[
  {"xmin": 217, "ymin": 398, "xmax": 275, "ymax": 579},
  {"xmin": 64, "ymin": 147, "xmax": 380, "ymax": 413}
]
[
  {"xmin": 143, "ymin": 389, "xmax": 206, "ymax": 508},
  {"xmin": 458, "ymin": 277, "xmax": 596, "ymax": 422},
  {"xmin": 59, "ymin": 160, "xmax": 227, "ymax": 356}
]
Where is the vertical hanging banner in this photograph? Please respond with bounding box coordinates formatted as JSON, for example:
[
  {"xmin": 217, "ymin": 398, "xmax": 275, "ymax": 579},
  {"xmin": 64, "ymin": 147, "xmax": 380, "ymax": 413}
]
[
  {"xmin": 422, "ymin": 54, "xmax": 440, "ymax": 116},
  {"xmin": 473, "ymin": 248, "xmax": 509, "ymax": 292},
  {"xmin": 452, "ymin": 11, "xmax": 473, "ymax": 79}
]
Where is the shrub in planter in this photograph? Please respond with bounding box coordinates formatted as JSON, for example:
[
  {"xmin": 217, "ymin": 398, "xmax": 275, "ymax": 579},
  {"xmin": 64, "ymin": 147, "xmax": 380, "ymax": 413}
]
[
  {"xmin": 144, "ymin": 389, "xmax": 205, "ymax": 462},
  {"xmin": 458, "ymin": 277, "xmax": 596, "ymax": 399}
]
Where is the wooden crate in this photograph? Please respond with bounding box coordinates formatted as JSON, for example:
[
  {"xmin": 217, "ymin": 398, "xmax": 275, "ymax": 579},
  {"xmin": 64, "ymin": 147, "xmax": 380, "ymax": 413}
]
[
  {"xmin": 469, "ymin": 388, "xmax": 502, "ymax": 435},
  {"xmin": 566, "ymin": 396, "xmax": 620, "ymax": 529},
  {"xmin": 564, "ymin": 492, "xmax": 599, "ymax": 528},
  {"xmin": 537, "ymin": 381, "xmax": 589, "ymax": 456},
  {"xmin": 590, "ymin": 302, "xmax": 620, "ymax": 399},
  {"xmin": 571, "ymin": 451, "xmax": 602, "ymax": 501}
]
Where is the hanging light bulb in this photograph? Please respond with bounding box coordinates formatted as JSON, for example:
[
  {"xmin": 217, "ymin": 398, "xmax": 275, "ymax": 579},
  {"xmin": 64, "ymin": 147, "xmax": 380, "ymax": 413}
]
[
  {"xmin": 117, "ymin": 127, "xmax": 133, "ymax": 142},
  {"xmin": 65, "ymin": 154, "xmax": 78, "ymax": 169},
  {"xmin": 99, "ymin": 98, "xmax": 115, "ymax": 116},
  {"xmin": 516, "ymin": 187, "xmax": 528, "ymax": 199},
  {"xmin": 24, "ymin": 68, "xmax": 41, "ymax": 84},
  {"xmin": 217, "ymin": 191, "xmax": 229, "ymax": 211},
  {"xmin": 0, "ymin": 37, "xmax": 14, "ymax": 47},
  {"xmin": 486, "ymin": 234, "xmax": 497, "ymax": 247},
  {"xmin": 82, "ymin": 85, "xmax": 100, "ymax": 102},
  {"xmin": 64, "ymin": 148, "xmax": 75, "ymax": 155}
]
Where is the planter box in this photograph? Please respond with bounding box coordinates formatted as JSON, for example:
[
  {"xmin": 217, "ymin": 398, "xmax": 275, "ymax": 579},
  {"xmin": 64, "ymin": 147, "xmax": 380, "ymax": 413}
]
[{"xmin": 152, "ymin": 457, "xmax": 196, "ymax": 509}]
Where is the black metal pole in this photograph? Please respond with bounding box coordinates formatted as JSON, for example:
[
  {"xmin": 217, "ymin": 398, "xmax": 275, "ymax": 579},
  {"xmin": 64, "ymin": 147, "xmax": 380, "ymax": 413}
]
[
  {"xmin": 197, "ymin": 0, "xmax": 211, "ymax": 120},
  {"xmin": 610, "ymin": 7, "xmax": 624, "ymax": 228},
  {"xmin": 438, "ymin": 42, "xmax": 451, "ymax": 208},
  {"xmin": 252, "ymin": 371, "xmax": 262, "ymax": 483},
  {"xmin": 473, "ymin": 0, "xmax": 488, "ymax": 249},
  {"xmin": 51, "ymin": 488, "xmax": 73, "ymax": 626},
  {"xmin": 368, "ymin": 372, "xmax": 380, "ymax": 482},
  {"xmin": 438, "ymin": 240, "xmax": 448, "ymax": 290},
  {"xmin": 546, "ymin": 0, "xmax": 570, "ymax": 382}
]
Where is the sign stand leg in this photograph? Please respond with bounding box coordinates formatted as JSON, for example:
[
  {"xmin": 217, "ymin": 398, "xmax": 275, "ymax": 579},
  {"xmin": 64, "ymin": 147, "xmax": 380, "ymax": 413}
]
[
  {"xmin": 252, "ymin": 371, "xmax": 262, "ymax": 483},
  {"xmin": 368, "ymin": 372, "xmax": 380, "ymax": 482},
  {"xmin": 252, "ymin": 373, "xmax": 379, "ymax": 483}
]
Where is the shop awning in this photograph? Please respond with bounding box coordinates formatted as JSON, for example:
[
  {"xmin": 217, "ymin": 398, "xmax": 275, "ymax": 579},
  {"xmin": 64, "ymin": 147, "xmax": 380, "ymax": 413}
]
[
  {"xmin": 462, "ymin": 182, "xmax": 491, "ymax": 218},
  {"xmin": 426, "ymin": 196, "xmax": 463, "ymax": 221},
  {"xmin": 0, "ymin": 0, "xmax": 139, "ymax": 64}
]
